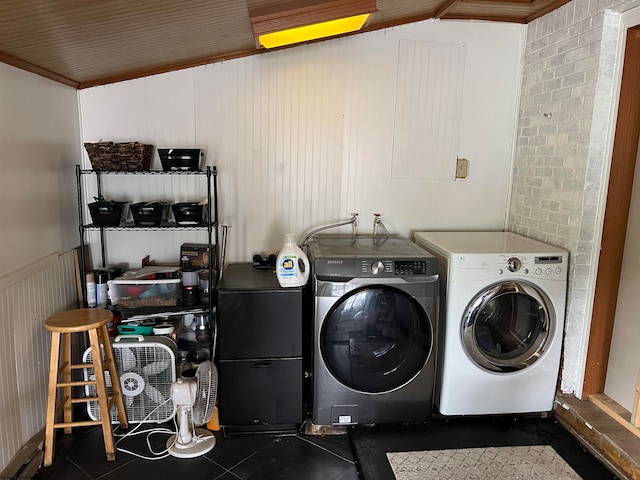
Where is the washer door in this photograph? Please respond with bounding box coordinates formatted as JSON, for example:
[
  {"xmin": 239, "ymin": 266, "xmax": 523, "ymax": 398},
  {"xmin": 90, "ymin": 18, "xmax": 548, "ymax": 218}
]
[
  {"xmin": 461, "ymin": 281, "xmax": 555, "ymax": 373},
  {"xmin": 320, "ymin": 285, "xmax": 432, "ymax": 393}
]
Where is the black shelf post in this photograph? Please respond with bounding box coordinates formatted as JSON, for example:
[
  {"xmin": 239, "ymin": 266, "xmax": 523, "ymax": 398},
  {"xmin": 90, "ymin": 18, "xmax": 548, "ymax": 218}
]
[{"xmin": 76, "ymin": 164, "xmax": 88, "ymax": 308}]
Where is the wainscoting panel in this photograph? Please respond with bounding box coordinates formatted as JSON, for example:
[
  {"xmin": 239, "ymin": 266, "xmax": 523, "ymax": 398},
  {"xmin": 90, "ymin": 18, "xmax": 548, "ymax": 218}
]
[{"xmin": 0, "ymin": 250, "xmax": 78, "ymax": 471}]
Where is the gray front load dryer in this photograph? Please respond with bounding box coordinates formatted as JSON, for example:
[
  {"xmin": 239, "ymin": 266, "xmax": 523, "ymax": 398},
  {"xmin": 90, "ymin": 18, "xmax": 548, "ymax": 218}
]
[{"xmin": 307, "ymin": 235, "xmax": 439, "ymax": 426}]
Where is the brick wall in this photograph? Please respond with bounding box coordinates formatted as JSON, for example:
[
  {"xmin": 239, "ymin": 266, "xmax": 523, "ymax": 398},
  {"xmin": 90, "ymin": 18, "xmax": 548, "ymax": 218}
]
[{"xmin": 509, "ymin": 0, "xmax": 627, "ymax": 394}]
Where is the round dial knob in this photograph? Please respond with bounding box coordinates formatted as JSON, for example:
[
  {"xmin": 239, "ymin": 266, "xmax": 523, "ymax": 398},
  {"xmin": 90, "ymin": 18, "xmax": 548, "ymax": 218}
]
[
  {"xmin": 371, "ymin": 261, "xmax": 385, "ymax": 275},
  {"xmin": 507, "ymin": 257, "xmax": 521, "ymax": 272}
]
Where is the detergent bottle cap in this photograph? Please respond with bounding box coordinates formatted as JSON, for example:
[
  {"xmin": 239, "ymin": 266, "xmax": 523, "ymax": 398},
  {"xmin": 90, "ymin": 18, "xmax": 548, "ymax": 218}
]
[{"xmin": 284, "ymin": 233, "xmax": 296, "ymax": 247}]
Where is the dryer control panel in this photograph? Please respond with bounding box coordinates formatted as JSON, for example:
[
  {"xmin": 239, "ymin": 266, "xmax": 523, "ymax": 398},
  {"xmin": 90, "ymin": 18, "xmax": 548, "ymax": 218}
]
[
  {"xmin": 449, "ymin": 252, "xmax": 568, "ymax": 282},
  {"xmin": 496, "ymin": 254, "xmax": 566, "ymax": 277}
]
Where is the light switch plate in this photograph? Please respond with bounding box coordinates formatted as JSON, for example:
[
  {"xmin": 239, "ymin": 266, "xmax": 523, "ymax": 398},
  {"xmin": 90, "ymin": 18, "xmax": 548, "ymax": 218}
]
[{"xmin": 456, "ymin": 158, "xmax": 469, "ymax": 179}]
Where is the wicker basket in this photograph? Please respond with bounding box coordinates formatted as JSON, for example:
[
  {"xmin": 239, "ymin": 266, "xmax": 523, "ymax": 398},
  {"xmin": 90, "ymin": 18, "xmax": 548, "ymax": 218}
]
[{"xmin": 84, "ymin": 142, "xmax": 153, "ymax": 171}]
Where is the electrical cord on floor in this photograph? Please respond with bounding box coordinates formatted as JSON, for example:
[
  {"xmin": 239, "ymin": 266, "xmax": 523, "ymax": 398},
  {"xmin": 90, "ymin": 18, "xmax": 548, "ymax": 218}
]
[
  {"xmin": 113, "ymin": 402, "xmax": 216, "ymax": 460},
  {"xmin": 112, "ymin": 398, "xmax": 178, "ymax": 460},
  {"xmin": 115, "ymin": 426, "xmax": 176, "ymax": 460}
]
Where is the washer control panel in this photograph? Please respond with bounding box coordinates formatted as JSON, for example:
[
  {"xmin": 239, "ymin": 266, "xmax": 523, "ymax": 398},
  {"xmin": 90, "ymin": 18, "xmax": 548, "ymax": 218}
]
[
  {"xmin": 313, "ymin": 257, "xmax": 437, "ymax": 278},
  {"xmin": 363, "ymin": 259, "xmax": 431, "ymax": 277},
  {"xmin": 359, "ymin": 259, "xmax": 431, "ymax": 277}
]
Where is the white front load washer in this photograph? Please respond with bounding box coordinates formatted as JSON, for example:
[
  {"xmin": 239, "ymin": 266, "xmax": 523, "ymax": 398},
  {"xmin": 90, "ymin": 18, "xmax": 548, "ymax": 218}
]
[
  {"xmin": 414, "ymin": 231, "xmax": 568, "ymax": 416},
  {"xmin": 307, "ymin": 235, "xmax": 439, "ymax": 425}
]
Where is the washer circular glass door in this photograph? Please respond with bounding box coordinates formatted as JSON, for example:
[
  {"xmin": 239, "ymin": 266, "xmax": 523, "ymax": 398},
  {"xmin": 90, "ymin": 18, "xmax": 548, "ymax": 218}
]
[
  {"xmin": 461, "ymin": 281, "xmax": 555, "ymax": 372},
  {"xmin": 320, "ymin": 285, "xmax": 432, "ymax": 393}
]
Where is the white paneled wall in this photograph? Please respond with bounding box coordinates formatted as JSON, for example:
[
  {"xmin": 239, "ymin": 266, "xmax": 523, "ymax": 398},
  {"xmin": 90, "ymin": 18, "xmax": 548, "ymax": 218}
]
[
  {"xmin": 0, "ymin": 251, "xmax": 78, "ymax": 471},
  {"xmin": 392, "ymin": 40, "xmax": 466, "ymax": 180},
  {"xmin": 79, "ymin": 19, "xmax": 524, "ymax": 266},
  {"xmin": 0, "ymin": 63, "xmax": 81, "ymax": 277},
  {"xmin": 0, "ymin": 62, "xmax": 81, "ymax": 472}
]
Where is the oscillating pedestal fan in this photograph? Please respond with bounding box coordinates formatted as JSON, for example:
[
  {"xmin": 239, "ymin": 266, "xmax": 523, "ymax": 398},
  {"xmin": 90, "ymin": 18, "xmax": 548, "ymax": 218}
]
[{"xmin": 166, "ymin": 360, "xmax": 218, "ymax": 458}]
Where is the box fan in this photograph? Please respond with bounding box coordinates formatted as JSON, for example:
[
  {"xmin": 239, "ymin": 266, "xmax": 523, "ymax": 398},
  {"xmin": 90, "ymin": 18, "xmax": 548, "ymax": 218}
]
[{"xmin": 83, "ymin": 335, "xmax": 177, "ymax": 423}]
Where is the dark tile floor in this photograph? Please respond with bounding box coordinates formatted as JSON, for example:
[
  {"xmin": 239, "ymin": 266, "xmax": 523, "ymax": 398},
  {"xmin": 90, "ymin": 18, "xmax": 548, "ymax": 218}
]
[
  {"xmin": 34, "ymin": 423, "xmax": 358, "ymax": 480},
  {"xmin": 33, "ymin": 415, "xmax": 618, "ymax": 480}
]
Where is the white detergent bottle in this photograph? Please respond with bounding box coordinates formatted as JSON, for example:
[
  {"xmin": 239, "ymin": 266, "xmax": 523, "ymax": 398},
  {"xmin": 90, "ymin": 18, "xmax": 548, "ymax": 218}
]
[{"xmin": 276, "ymin": 234, "xmax": 310, "ymax": 287}]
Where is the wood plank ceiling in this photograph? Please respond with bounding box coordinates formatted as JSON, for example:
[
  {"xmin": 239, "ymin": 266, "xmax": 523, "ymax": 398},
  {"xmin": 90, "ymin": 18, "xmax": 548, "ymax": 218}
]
[{"xmin": 0, "ymin": 0, "xmax": 569, "ymax": 89}]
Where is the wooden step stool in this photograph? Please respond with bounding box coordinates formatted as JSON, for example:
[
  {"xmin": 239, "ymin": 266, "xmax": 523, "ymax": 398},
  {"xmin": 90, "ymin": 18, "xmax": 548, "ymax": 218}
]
[{"xmin": 44, "ymin": 308, "xmax": 128, "ymax": 467}]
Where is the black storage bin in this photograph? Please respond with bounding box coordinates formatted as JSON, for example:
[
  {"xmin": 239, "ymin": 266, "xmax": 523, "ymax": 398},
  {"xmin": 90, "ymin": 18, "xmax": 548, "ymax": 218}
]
[
  {"xmin": 130, "ymin": 202, "xmax": 169, "ymax": 226},
  {"xmin": 158, "ymin": 149, "xmax": 203, "ymax": 171},
  {"xmin": 88, "ymin": 201, "xmax": 125, "ymax": 226},
  {"xmin": 172, "ymin": 202, "xmax": 206, "ymax": 226}
]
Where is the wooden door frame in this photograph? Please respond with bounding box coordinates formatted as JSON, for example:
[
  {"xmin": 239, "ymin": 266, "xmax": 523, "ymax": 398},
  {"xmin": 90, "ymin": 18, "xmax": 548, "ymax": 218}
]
[{"xmin": 582, "ymin": 26, "xmax": 640, "ymax": 398}]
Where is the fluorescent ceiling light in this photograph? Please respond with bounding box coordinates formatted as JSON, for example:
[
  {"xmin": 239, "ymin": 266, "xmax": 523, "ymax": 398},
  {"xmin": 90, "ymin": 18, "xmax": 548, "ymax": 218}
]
[
  {"xmin": 250, "ymin": 0, "xmax": 377, "ymax": 49},
  {"xmin": 258, "ymin": 13, "xmax": 371, "ymax": 49}
]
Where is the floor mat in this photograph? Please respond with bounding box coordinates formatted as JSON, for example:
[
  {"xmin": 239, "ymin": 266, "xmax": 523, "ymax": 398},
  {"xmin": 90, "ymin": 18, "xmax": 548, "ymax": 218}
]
[
  {"xmin": 349, "ymin": 416, "xmax": 618, "ymax": 480},
  {"xmin": 387, "ymin": 445, "xmax": 581, "ymax": 480}
]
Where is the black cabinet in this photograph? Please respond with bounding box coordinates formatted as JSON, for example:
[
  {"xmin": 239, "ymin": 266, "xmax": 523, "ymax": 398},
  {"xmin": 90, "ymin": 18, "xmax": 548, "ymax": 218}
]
[{"xmin": 217, "ymin": 263, "xmax": 305, "ymax": 431}]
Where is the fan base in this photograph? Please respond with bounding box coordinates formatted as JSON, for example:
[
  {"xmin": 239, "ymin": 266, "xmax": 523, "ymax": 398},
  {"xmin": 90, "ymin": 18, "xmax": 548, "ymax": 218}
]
[{"xmin": 167, "ymin": 428, "xmax": 216, "ymax": 458}]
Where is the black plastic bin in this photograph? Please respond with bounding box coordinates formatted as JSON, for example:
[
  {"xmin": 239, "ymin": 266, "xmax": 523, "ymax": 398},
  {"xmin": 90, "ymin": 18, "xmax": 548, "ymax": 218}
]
[
  {"xmin": 172, "ymin": 202, "xmax": 206, "ymax": 226},
  {"xmin": 88, "ymin": 201, "xmax": 125, "ymax": 226},
  {"xmin": 158, "ymin": 149, "xmax": 204, "ymax": 171},
  {"xmin": 130, "ymin": 202, "xmax": 170, "ymax": 226}
]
